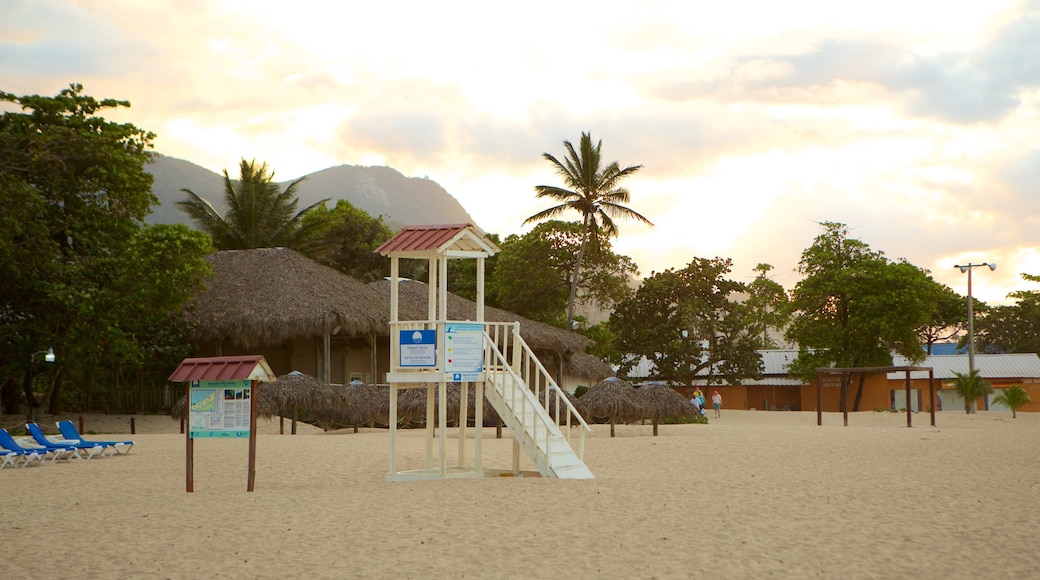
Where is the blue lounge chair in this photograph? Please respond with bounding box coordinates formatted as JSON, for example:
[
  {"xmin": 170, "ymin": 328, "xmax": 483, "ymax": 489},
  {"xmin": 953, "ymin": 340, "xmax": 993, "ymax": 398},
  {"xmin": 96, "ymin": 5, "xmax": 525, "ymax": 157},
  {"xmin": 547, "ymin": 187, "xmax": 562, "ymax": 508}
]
[
  {"xmin": 26, "ymin": 423, "xmax": 104, "ymax": 459},
  {"xmin": 56, "ymin": 420, "xmax": 134, "ymax": 455},
  {"xmin": 0, "ymin": 429, "xmax": 59, "ymax": 464}
]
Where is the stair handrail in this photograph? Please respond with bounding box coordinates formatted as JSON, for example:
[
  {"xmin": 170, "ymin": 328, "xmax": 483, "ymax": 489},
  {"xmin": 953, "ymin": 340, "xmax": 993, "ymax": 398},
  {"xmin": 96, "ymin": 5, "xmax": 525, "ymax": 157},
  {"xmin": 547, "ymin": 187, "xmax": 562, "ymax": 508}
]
[{"xmin": 484, "ymin": 322, "xmax": 590, "ymax": 460}]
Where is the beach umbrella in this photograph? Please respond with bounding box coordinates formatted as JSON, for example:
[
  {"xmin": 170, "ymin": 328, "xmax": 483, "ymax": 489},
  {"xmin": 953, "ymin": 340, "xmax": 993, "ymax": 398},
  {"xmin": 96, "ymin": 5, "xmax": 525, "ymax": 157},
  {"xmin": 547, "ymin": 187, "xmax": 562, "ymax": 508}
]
[
  {"xmin": 636, "ymin": 382, "xmax": 699, "ymax": 436},
  {"xmin": 580, "ymin": 377, "xmax": 647, "ymax": 438},
  {"xmin": 397, "ymin": 383, "xmax": 463, "ymax": 428},
  {"xmin": 538, "ymin": 387, "xmax": 591, "ymax": 428},
  {"xmin": 326, "ymin": 380, "xmax": 385, "ymax": 433},
  {"xmin": 265, "ymin": 371, "xmax": 342, "ymax": 434}
]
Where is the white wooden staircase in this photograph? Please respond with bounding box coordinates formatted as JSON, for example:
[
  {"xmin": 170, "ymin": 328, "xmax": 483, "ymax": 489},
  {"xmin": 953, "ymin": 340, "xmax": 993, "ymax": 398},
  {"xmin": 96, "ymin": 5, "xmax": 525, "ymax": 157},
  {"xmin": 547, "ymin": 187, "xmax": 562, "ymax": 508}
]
[{"xmin": 482, "ymin": 326, "xmax": 593, "ymax": 480}]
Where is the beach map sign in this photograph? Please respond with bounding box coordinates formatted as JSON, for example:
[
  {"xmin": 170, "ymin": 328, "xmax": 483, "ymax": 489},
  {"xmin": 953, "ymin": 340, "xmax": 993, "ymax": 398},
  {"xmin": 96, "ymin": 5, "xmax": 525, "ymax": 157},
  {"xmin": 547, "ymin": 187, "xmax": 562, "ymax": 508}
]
[
  {"xmin": 445, "ymin": 323, "xmax": 484, "ymax": 381},
  {"xmin": 189, "ymin": 379, "xmax": 252, "ymax": 438}
]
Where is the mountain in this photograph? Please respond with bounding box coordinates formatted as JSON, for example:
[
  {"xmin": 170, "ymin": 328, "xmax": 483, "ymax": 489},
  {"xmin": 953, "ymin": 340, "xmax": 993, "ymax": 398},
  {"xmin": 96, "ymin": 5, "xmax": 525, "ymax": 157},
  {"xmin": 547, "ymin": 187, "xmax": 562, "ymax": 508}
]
[{"xmin": 144, "ymin": 155, "xmax": 475, "ymax": 230}]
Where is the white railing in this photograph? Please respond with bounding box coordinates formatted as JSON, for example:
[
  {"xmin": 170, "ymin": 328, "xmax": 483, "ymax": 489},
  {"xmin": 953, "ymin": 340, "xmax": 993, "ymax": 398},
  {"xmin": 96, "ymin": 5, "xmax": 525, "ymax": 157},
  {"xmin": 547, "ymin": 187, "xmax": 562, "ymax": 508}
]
[
  {"xmin": 483, "ymin": 322, "xmax": 590, "ymax": 461},
  {"xmin": 387, "ymin": 320, "xmax": 590, "ymax": 462}
]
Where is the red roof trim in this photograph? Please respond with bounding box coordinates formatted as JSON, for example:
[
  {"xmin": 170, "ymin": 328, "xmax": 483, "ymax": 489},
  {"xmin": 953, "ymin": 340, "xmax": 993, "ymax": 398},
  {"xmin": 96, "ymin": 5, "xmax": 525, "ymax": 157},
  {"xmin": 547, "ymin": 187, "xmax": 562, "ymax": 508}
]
[
  {"xmin": 376, "ymin": 224, "xmax": 475, "ymax": 254},
  {"xmin": 168, "ymin": 355, "xmax": 273, "ymax": 383}
]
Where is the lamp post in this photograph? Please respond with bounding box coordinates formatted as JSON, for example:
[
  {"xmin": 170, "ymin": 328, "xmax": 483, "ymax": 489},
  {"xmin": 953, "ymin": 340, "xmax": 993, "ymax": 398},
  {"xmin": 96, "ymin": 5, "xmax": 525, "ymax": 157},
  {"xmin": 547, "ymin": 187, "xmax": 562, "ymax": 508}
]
[
  {"xmin": 26, "ymin": 347, "xmax": 56, "ymax": 422},
  {"xmin": 954, "ymin": 262, "xmax": 996, "ymax": 376}
]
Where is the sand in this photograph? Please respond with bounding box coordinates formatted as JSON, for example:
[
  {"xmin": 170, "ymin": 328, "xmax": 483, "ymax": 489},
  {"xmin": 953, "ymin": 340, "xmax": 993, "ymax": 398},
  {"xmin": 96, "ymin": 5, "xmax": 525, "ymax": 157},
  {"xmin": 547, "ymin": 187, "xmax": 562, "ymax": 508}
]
[{"xmin": 4, "ymin": 410, "xmax": 1039, "ymax": 579}]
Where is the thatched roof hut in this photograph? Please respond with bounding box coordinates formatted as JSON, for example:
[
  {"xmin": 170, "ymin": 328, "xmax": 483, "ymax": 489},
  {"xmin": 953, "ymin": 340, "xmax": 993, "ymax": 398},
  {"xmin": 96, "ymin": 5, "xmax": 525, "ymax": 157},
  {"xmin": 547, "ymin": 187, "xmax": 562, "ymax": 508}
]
[
  {"xmin": 368, "ymin": 279, "xmax": 612, "ymax": 382},
  {"xmin": 580, "ymin": 377, "xmax": 647, "ymax": 437},
  {"xmin": 187, "ymin": 248, "xmax": 389, "ymax": 349},
  {"xmin": 637, "ymin": 382, "xmax": 699, "ymax": 436}
]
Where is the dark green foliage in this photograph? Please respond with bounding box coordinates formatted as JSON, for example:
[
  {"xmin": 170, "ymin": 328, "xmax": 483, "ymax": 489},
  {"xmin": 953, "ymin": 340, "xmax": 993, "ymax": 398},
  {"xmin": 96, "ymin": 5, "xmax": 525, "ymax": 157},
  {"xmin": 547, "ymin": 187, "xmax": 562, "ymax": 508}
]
[
  {"xmin": 785, "ymin": 223, "xmax": 944, "ymax": 402},
  {"xmin": 0, "ymin": 84, "xmax": 210, "ymax": 414},
  {"xmin": 975, "ymin": 273, "xmax": 1040, "ymax": 355},
  {"xmin": 610, "ymin": 257, "xmax": 763, "ymax": 386},
  {"xmin": 310, "ymin": 199, "xmax": 394, "ymax": 282},
  {"xmin": 178, "ymin": 159, "xmax": 333, "ymax": 258}
]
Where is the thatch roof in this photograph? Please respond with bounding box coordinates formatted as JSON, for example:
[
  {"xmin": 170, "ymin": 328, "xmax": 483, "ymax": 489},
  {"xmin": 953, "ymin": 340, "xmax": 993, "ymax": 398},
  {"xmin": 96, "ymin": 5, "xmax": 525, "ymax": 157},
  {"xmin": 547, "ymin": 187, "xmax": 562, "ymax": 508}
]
[
  {"xmin": 396, "ymin": 383, "xmax": 464, "ymax": 427},
  {"xmin": 538, "ymin": 387, "xmax": 591, "ymax": 426},
  {"xmin": 326, "ymin": 381, "xmax": 386, "ymax": 429},
  {"xmin": 637, "ymin": 382, "xmax": 699, "ymax": 435},
  {"xmin": 580, "ymin": 377, "xmax": 647, "ymax": 426},
  {"xmin": 265, "ymin": 371, "xmax": 341, "ymax": 409},
  {"xmin": 186, "ymin": 248, "xmax": 389, "ymax": 348}
]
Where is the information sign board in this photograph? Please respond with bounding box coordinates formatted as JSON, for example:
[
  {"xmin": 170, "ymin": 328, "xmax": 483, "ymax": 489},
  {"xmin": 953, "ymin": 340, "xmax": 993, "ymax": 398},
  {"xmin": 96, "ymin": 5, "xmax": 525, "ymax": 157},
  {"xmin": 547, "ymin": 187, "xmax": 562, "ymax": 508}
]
[
  {"xmin": 189, "ymin": 379, "xmax": 252, "ymax": 438},
  {"xmin": 445, "ymin": 323, "xmax": 484, "ymax": 374}
]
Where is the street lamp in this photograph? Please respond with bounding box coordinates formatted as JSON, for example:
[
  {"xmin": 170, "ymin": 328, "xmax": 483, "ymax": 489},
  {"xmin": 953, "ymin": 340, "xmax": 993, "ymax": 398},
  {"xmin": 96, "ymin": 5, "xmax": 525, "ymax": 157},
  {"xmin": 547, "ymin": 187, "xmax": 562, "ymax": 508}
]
[
  {"xmin": 26, "ymin": 347, "xmax": 56, "ymax": 421},
  {"xmin": 954, "ymin": 262, "xmax": 996, "ymax": 376}
]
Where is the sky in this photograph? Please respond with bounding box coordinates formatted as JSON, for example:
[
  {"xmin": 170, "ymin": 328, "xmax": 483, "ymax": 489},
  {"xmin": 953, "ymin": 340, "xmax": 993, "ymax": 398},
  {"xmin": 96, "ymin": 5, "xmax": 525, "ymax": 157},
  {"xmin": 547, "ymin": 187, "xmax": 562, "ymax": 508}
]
[{"xmin": 2, "ymin": 0, "xmax": 1038, "ymax": 305}]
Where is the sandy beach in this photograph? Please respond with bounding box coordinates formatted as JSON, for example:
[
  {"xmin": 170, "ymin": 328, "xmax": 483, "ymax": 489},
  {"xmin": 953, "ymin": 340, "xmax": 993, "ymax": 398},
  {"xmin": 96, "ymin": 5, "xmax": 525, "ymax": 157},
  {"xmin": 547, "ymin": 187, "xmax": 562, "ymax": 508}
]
[{"xmin": 4, "ymin": 410, "xmax": 1039, "ymax": 579}]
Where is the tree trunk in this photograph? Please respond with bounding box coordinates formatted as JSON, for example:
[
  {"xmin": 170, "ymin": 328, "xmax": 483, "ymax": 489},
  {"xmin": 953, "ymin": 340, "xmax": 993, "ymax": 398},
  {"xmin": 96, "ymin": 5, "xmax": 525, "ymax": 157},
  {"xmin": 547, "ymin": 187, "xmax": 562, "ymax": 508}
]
[
  {"xmin": 1, "ymin": 376, "xmax": 19, "ymax": 415},
  {"xmin": 852, "ymin": 373, "xmax": 865, "ymax": 412},
  {"xmin": 45, "ymin": 367, "xmax": 63, "ymax": 415},
  {"xmin": 566, "ymin": 216, "xmax": 591, "ymax": 328},
  {"xmin": 652, "ymin": 419, "xmax": 659, "ymax": 436},
  {"xmin": 609, "ymin": 419, "xmax": 616, "ymax": 438}
]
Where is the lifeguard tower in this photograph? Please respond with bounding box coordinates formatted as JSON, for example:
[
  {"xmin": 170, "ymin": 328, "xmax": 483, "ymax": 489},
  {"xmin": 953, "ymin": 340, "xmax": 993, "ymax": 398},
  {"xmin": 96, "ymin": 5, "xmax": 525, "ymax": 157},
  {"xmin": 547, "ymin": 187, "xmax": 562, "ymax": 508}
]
[{"xmin": 376, "ymin": 224, "xmax": 593, "ymax": 481}]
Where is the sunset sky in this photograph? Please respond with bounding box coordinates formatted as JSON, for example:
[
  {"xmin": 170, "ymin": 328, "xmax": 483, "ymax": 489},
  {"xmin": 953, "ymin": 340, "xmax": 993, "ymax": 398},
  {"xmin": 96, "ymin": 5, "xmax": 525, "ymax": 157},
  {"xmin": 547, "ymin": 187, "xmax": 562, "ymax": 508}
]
[{"xmin": 3, "ymin": 0, "xmax": 1038, "ymax": 305}]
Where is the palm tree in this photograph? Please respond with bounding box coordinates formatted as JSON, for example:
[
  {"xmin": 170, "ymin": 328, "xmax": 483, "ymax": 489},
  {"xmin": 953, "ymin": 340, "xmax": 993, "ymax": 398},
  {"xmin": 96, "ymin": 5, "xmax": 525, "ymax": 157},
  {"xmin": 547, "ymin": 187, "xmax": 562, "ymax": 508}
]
[
  {"xmin": 991, "ymin": 385, "xmax": 1031, "ymax": 418},
  {"xmin": 950, "ymin": 369, "xmax": 994, "ymax": 414},
  {"xmin": 525, "ymin": 132, "xmax": 652, "ymax": 329},
  {"xmin": 178, "ymin": 159, "xmax": 332, "ymax": 257}
]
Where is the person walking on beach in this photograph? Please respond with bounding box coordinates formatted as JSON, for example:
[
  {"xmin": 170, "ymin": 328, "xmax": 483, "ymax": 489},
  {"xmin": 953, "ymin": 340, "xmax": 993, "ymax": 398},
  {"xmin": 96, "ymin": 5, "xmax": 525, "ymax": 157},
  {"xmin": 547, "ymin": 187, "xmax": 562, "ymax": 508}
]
[
  {"xmin": 691, "ymin": 392, "xmax": 704, "ymax": 416},
  {"xmin": 712, "ymin": 390, "xmax": 722, "ymax": 418}
]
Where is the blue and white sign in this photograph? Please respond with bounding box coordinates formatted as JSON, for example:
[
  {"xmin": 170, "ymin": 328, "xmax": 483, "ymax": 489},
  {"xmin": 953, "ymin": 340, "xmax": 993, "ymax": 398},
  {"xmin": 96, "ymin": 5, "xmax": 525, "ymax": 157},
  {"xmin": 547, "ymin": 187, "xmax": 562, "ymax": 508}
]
[
  {"xmin": 445, "ymin": 323, "xmax": 484, "ymax": 374},
  {"xmin": 399, "ymin": 329, "xmax": 436, "ymax": 367}
]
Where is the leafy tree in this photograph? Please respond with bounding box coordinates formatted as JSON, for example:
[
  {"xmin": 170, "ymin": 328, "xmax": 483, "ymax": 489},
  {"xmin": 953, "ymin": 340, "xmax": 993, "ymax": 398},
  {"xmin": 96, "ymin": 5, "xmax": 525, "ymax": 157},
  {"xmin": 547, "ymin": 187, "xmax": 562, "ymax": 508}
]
[
  {"xmin": 785, "ymin": 222, "xmax": 945, "ymax": 410},
  {"xmin": 974, "ymin": 273, "xmax": 1040, "ymax": 354},
  {"xmin": 178, "ymin": 159, "xmax": 332, "ymax": 257},
  {"xmin": 745, "ymin": 263, "xmax": 790, "ymax": 349},
  {"xmin": 310, "ymin": 199, "xmax": 394, "ymax": 282},
  {"xmin": 0, "ymin": 83, "xmax": 158, "ymax": 413},
  {"xmin": 493, "ymin": 221, "xmax": 636, "ymax": 327},
  {"xmin": 610, "ymin": 257, "xmax": 763, "ymax": 386},
  {"xmin": 525, "ymin": 132, "xmax": 652, "ymax": 328},
  {"xmin": 950, "ymin": 369, "xmax": 993, "ymax": 414},
  {"xmin": 991, "ymin": 385, "xmax": 1031, "ymax": 418},
  {"xmin": 919, "ymin": 283, "xmax": 969, "ymax": 354}
]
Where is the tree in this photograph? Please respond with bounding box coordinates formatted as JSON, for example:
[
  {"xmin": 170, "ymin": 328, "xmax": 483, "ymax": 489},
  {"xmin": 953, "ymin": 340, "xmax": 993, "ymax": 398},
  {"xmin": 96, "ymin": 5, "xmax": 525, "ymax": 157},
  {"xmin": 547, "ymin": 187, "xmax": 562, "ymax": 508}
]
[
  {"xmin": 525, "ymin": 132, "xmax": 652, "ymax": 328},
  {"xmin": 0, "ymin": 84, "xmax": 157, "ymax": 414},
  {"xmin": 919, "ymin": 283, "xmax": 969, "ymax": 354},
  {"xmin": 974, "ymin": 273, "xmax": 1040, "ymax": 354},
  {"xmin": 493, "ymin": 221, "xmax": 637, "ymax": 327},
  {"xmin": 178, "ymin": 159, "xmax": 332, "ymax": 257},
  {"xmin": 310, "ymin": 200, "xmax": 394, "ymax": 283},
  {"xmin": 991, "ymin": 385, "xmax": 1031, "ymax": 418},
  {"xmin": 745, "ymin": 263, "xmax": 790, "ymax": 349},
  {"xmin": 785, "ymin": 222, "xmax": 945, "ymax": 410},
  {"xmin": 950, "ymin": 369, "xmax": 994, "ymax": 414},
  {"xmin": 610, "ymin": 257, "xmax": 763, "ymax": 386}
]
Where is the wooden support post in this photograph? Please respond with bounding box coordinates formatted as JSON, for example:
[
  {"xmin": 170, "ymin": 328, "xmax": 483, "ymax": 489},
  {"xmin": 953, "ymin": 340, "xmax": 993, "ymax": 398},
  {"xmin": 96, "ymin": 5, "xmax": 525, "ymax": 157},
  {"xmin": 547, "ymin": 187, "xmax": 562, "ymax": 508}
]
[
  {"xmin": 186, "ymin": 382, "xmax": 193, "ymax": 493},
  {"xmin": 130, "ymin": 417, "xmax": 136, "ymax": 435},
  {"xmin": 247, "ymin": 379, "xmax": 257, "ymax": 492},
  {"xmin": 929, "ymin": 370, "xmax": 936, "ymax": 427},
  {"xmin": 816, "ymin": 371, "xmax": 822, "ymax": 426},
  {"xmin": 905, "ymin": 370, "xmax": 913, "ymax": 428}
]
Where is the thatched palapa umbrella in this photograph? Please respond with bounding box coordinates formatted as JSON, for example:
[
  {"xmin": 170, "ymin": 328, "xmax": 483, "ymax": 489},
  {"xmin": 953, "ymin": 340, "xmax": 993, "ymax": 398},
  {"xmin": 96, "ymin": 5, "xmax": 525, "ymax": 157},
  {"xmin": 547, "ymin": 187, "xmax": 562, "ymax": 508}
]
[
  {"xmin": 580, "ymin": 377, "xmax": 647, "ymax": 437},
  {"xmin": 637, "ymin": 382, "xmax": 699, "ymax": 436},
  {"xmin": 538, "ymin": 387, "xmax": 591, "ymax": 428},
  {"xmin": 326, "ymin": 380, "xmax": 386, "ymax": 433},
  {"xmin": 265, "ymin": 371, "xmax": 342, "ymax": 434},
  {"xmin": 397, "ymin": 383, "xmax": 463, "ymax": 428}
]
